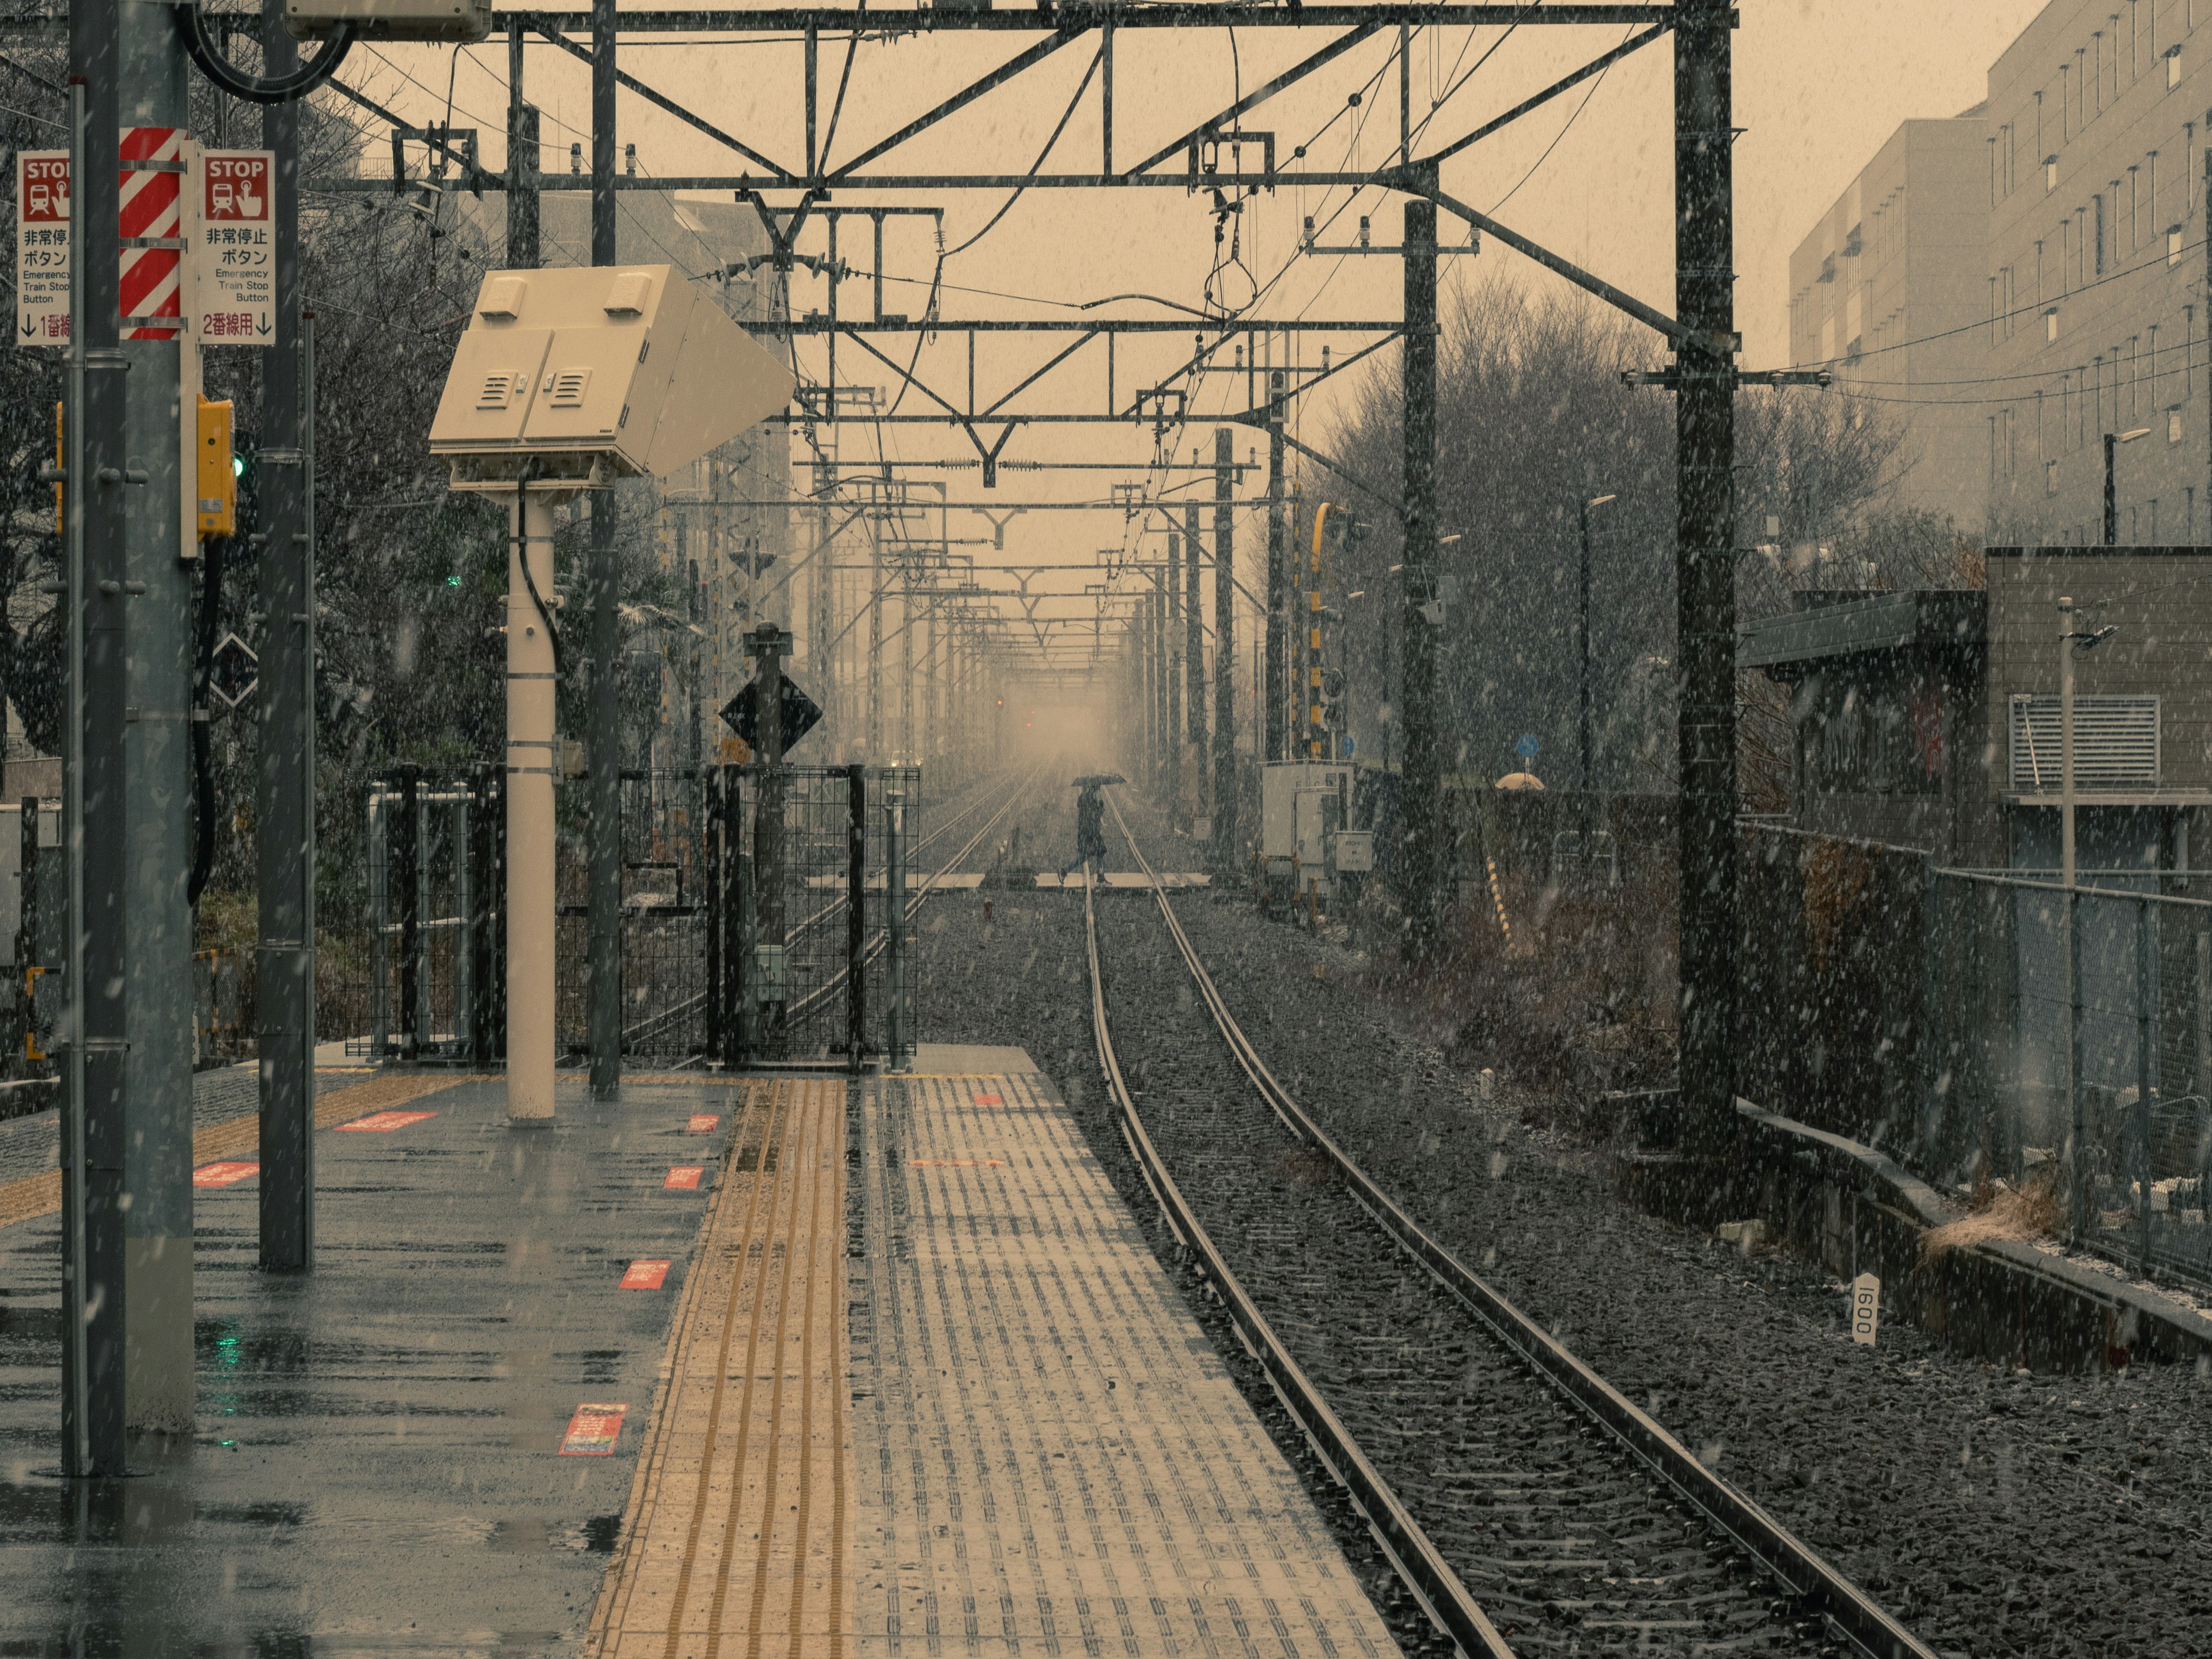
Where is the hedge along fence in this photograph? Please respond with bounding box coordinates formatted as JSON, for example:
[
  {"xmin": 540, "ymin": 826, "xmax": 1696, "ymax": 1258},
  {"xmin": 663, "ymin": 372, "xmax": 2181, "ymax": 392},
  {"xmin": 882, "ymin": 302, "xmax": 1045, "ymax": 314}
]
[{"xmin": 1737, "ymin": 822, "xmax": 1931, "ymax": 1157}]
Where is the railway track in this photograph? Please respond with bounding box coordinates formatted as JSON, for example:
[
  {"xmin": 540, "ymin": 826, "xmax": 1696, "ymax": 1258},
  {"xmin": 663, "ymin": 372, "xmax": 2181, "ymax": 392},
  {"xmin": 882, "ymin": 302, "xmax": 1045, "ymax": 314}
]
[{"xmin": 1085, "ymin": 794, "xmax": 1937, "ymax": 1659}]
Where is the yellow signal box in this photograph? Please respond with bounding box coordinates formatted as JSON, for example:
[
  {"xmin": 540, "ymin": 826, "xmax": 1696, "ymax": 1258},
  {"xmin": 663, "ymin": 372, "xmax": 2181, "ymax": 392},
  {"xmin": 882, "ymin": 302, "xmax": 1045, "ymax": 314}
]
[{"xmin": 196, "ymin": 396, "xmax": 236, "ymax": 539}]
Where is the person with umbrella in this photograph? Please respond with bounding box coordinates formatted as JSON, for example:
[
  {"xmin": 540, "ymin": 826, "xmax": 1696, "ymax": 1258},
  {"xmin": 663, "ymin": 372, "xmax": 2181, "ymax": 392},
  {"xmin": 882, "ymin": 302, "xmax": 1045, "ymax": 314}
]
[{"xmin": 1060, "ymin": 773, "xmax": 1119, "ymax": 881}]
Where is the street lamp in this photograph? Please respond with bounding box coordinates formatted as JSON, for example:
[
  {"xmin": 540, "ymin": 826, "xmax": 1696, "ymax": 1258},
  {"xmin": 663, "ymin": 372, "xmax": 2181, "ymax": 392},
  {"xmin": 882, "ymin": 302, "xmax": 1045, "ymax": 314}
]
[
  {"xmin": 2103, "ymin": 427, "xmax": 2152, "ymax": 545},
  {"xmin": 1578, "ymin": 494, "xmax": 1618, "ymax": 827}
]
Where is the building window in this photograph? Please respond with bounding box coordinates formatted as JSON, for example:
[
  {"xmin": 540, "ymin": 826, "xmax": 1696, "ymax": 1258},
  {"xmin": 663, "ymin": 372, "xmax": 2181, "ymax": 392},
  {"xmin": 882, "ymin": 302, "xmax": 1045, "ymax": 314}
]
[
  {"xmin": 2047, "ymin": 457, "xmax": 2061, "ymax": 494},
  {"xmin": 2172, "ymin": 225, "xmax": 2187, "ymax": 265},
  {"xmin": 2171, "ymin": 45, "xmax": 2187, "ymax": 89},
  {"xmin": 2172, "ymin": 406, "xmax": 2187, "ymax": 442},
  {"xmin": 2047, "ymin": 154, "xmax": 2060, "ymax": 192},
  {"xmin": 2047, "ymin": 306, "xmax": 2061, "ymax": 342}
]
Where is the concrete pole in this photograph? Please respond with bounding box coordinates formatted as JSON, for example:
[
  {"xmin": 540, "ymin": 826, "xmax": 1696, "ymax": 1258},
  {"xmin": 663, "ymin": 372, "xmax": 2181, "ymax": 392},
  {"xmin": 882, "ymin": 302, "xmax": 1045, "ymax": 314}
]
[
  {"xmin": 507, "ymin": 488, "xmax": 562, "ymax": 1122},
  {"xmin": 1211, "ymin": 429, "xmax": 1238, "ymax": 863},
  {"xmin": 1185, "ymin": 503, "xmax": 1205, "ymax": 805},
  {"xmin": 65, "ymin": 6, "xmax": 132, "ymax": 1480},
  {"xmin": 900, "ymin": 575, "xmax": 914, "ymax": 764},
  {"xmin": 868, "ymin": 538, "xmax": 882, "ymax": 758},
  {"xmin": 1165, "ymin": 537, "xmax": 1182, "ymax": 825},
  {"xmin": 1674, "ymin": 0, "xmax": 1740, "ymax": 1153},
  {"xmin": 505, "ymin": 23, "xmax": 539, "ymax": 268},
  {"xmin": 111, "ymin": 0, "xmax": 195, "ymax": 1433},
  {"xmin": 586, "ymin": 0, "xmax": 622, "ymax": 1099},
  {"xmin": 256, "ymin": 0, "xmax": 315, "ymax": 1273},
  {"xmin": 1400, "ymin": 195, "xmax": 1441, "ymax": 952},
  {"xmin": 1266, "ymin": 369, "xmax": 1287, "ymax": 763}
]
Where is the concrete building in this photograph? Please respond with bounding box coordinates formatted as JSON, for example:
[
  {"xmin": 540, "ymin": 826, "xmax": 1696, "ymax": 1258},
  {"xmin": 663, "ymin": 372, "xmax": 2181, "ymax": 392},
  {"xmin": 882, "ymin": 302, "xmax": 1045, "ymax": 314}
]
[
  {"xmin": 1739, "ymin": 548, "xmax": 2212, "ymax": 873},
  {"xmin": 1983, "ymin": 0, "xmax": 2211, "ymax": 543},
  {"xmin": 1787, "ymin": 116, "xmax": 1991, "ymax": 523}
]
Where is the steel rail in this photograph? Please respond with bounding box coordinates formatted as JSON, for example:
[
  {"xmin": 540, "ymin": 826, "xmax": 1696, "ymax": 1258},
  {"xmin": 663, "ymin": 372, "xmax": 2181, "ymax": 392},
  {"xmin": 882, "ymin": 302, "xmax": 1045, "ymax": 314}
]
[
  {"xmin": 1103, "ymin": 793, "xmax": 1941, "ymax": 1659},
  {"xmin": 1079, "ymin": 862, "xmax": 1514, "ymax": 1659}
]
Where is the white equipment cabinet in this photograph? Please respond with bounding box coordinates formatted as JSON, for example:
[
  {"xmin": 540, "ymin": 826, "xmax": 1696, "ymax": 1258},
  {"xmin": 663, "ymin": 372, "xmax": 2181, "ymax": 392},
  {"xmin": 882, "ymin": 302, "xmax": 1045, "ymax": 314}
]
[{"xmin": 1259, "ymin": 761, "xmax": 1357, "ymax": 905}]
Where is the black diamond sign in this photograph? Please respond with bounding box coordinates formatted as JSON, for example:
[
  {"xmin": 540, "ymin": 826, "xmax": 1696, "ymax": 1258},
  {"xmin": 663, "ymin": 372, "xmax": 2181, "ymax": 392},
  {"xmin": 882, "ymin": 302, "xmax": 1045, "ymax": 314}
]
[{"xmin": 719, "ymin": 674, "xmax": 822, "ymax": 755}]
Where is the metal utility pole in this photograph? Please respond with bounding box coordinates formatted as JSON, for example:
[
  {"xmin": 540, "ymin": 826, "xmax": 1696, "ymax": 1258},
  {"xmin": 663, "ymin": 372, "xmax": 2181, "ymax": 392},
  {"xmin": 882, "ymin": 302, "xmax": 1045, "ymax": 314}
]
[
  {"xmin": 1211, "ymin": 429, "xmax": 1238, "ymax": 862},
  {"xmin": 1165, "ymin": 534, "xmax": 1183, "ymax": 825},
  {"xmin": 1578, "ymin": 493, "xmax": 1615, "ymax": 836},
  {"xmin": 868, "ymin": 539, "xmax": 883, "ymax": 756},
  {"xmin": 63, "ymin": 2, "xmax": 130, "ymax": 1480},
  {"xmin": 1184, "ymin": 503, "xmax": 1205, "ymax": 803},
  {"xmin": 1674, "ymin": 0, "xmax": 1738, "ymax": 1153},
  {"xmin": 1266, "ymin": 369, "xmax": 1288, "ymax": 762},
  {"xmin": 259, "ymin": 0, "xmax": 316, "ymax": 1275},
  {"xmin": 1152, "ymin": 584, "xmax": 1168, "ymax": 794},
  {"xmin": 586, "ymin": 0, "xmax": 621, "ymax": 1097},
  {"xmin": 505, "ymin": 24, "xmax": 539, "ymax": 267},
  {"xmin": 751, "ymin": 623, "xmax": 790, "ymax": 1052},
  {"xmin": 1399, "ymin": 194, "xmax": 1441, "ymax": 953},
  {"xmin": 116, "ymin": 0, "xmax": 195, "ymax": 1431}
]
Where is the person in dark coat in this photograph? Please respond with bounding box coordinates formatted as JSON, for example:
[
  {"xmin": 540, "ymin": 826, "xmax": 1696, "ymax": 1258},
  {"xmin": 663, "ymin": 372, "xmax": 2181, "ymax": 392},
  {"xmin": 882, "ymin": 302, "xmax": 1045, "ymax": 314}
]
[{"xmin": 1062, "ymin": 783, "xmax": 1108, "ymax": 880}]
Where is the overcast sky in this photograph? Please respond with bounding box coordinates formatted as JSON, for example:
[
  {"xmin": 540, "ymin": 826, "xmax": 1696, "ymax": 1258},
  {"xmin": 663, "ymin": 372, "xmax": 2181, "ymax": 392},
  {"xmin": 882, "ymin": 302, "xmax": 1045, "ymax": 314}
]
[{"xmin": 365, "ymin": 3, "xmax": 2050, "ymax": 643}]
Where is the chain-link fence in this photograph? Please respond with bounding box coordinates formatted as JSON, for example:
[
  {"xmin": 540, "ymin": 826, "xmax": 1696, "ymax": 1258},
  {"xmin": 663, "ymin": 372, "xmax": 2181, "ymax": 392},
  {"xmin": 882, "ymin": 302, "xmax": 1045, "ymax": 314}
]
[{"xmin": 1923, "ymin": 868, "xmax": 2212, "ymax": 1283}]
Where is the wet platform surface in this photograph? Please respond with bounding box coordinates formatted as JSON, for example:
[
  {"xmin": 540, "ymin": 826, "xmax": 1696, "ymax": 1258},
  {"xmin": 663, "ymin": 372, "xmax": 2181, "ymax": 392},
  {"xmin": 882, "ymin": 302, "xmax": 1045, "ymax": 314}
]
[
  {"xmin": 0, "ymin": 1074, "xmax": 742, "ymax": 1656},
  {"xmin": 1, "ymin": 1052, "xmax": 1391, "ymax": 1657}
]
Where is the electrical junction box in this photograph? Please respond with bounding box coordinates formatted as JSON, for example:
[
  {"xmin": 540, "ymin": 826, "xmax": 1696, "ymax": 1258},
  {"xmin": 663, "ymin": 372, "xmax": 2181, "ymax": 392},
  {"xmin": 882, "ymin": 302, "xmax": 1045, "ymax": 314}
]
[
  {"xmin": 1330, "ymin": 829, "xmax": 1374, "ymax": 873},
  {"xmin": 1259, "ymin": 760, "xmax": 1352, "ymax": 870},
  {"xmin": 195, "ymin": 396, "xmax": 235, "ymax": 539},
  {"xmin": 429, "ymin": 264, "xmax": 795, "ymax": 491},
  {"xmin": 286, "ymin": 0, "xmax": 493, "ymax": 44}
]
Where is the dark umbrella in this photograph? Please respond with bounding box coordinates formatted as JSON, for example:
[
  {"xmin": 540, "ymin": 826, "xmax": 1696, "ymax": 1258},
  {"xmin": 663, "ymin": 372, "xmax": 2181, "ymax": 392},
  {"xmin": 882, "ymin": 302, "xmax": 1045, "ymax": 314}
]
[{"xmin": 1070, "ymin": 773, "xmax": 1125, "ymax": 787}]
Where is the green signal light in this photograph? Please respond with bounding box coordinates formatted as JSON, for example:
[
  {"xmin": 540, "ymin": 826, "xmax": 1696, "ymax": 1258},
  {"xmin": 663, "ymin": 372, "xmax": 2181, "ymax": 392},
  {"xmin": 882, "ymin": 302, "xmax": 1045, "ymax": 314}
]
[
  {"xmin": 446, "ymin": 575, "xmax": 461, "ymax": 587},
  {"xmin": 232, "ymin": 456, "xmax": 245, "ymax": 478}
]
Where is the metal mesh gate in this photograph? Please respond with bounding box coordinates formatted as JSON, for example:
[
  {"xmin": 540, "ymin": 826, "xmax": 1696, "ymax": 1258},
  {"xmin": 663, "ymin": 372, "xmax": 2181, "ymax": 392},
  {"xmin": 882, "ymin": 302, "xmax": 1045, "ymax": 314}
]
[{"xmin": 353, "ymin": 762, "xmax": 919, "ymax": 1070}]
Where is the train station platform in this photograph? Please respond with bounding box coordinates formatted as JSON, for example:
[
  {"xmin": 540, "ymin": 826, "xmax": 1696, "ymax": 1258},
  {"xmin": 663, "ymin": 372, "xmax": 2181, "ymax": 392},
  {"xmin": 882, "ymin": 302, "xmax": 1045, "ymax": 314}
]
[
  {"xmin": 0, "ymin": 1051, "xmax": 1394, "ymax": 1657},
  {"xmin": 588, "ymin": 1046, "xmax": 1395, "ymax": 1657}
]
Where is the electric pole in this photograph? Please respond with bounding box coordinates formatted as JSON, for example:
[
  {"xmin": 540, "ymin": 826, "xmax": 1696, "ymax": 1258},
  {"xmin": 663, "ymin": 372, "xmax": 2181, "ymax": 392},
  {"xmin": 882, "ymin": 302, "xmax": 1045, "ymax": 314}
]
[
  {"xmin": 112, "ymin": 0, "xmax": 196, "ymax": 1431},
  {"xmin": 258, "ymin": 0, "xmax": 316, "ymax": 1275},
  {"xmin": 1400, "ymin": 193, "xmax": 1441, "ymax": 954},
  {"xmin": 1184, "ymin": 502, "xmax": 1205, "ymax": 811},
  {"xmin": 1266, "ymin": 369, "xmax": 1287, "ymax": 763},
  {"xmin": 1211, "ymin": 429, "xmax": 1238, "ymax": 863},
  {"xmin": 65, "ymin": 0, "xmax": 131, "ymax": 1480},
  {"xmin": 586, "ymin": 0, "xmax": 621, "ymax": 1098},
  {"xmin": 1675, "ymin": 0, "xmax": 1738, "ymax": 1153},
  {"xmin": 1165, "ymin": 534, "xmax": 1183, "ymax": 825},
  {"xmin": 505, "ymin": 23, "xmax": 539, "ymax": 267}
]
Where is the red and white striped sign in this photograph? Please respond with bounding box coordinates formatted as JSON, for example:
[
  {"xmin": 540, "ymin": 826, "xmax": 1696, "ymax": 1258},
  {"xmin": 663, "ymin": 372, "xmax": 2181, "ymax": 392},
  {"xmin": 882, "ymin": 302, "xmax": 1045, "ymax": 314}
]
[{"xmin": 119, "ymin": 126, "xmax": 183, "ymax": 341}]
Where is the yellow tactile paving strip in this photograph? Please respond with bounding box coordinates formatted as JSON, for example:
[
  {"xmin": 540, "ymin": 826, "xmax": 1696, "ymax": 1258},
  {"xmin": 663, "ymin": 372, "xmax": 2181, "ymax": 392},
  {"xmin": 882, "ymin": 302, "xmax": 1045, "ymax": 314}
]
[
  {"xmin": 588, "ymin": 1078, "xmax": 850, "ymax": 1659},
  {"xmin": 0, "ymin": 1069, "xmax": 484, "ymax": 1231},
  {"xmin": 850, "ymin": 1067, "xmax": 1401, "ymax": 1659}
]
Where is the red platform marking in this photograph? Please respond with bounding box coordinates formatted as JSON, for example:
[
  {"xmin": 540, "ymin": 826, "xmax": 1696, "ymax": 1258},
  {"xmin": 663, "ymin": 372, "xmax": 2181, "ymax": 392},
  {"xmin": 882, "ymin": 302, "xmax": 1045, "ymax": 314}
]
[
  {"xmin": 620, "ymin": 1259, "xmax": 671, "ymax": 1290},
  {"xmin": 192, "ymin": 1160, "xmax": 258, "ymax": 1188},
  {"xmin": 664, "ymin": 1166, "xmax": 704, "ymax": 1190},
  {"xmin": 911, "ymin": 1158, "xmax": 1007, "ymax": 1168},
  {"xmin": 970, "ymin": 1092, "xmax": 1004, "ymax": 1107},
  {"xmin": 558, "ymin": 1403, "xmax": 627, "ymax": 1456},
  {"xmin": 685, "ymin": 1114, "xmax": 719, "ymax": 1134},
  {"xmin": 334, "ymin": 1109, "xmax": 437, "ymax": 1133}
]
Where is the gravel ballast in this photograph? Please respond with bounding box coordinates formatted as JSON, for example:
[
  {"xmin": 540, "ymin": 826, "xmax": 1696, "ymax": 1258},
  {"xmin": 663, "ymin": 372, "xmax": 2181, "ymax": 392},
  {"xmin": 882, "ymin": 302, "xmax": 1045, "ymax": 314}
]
[{"xmin": 910, "ymin": 783, "xmax": 2212, "ymax": 1659}]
